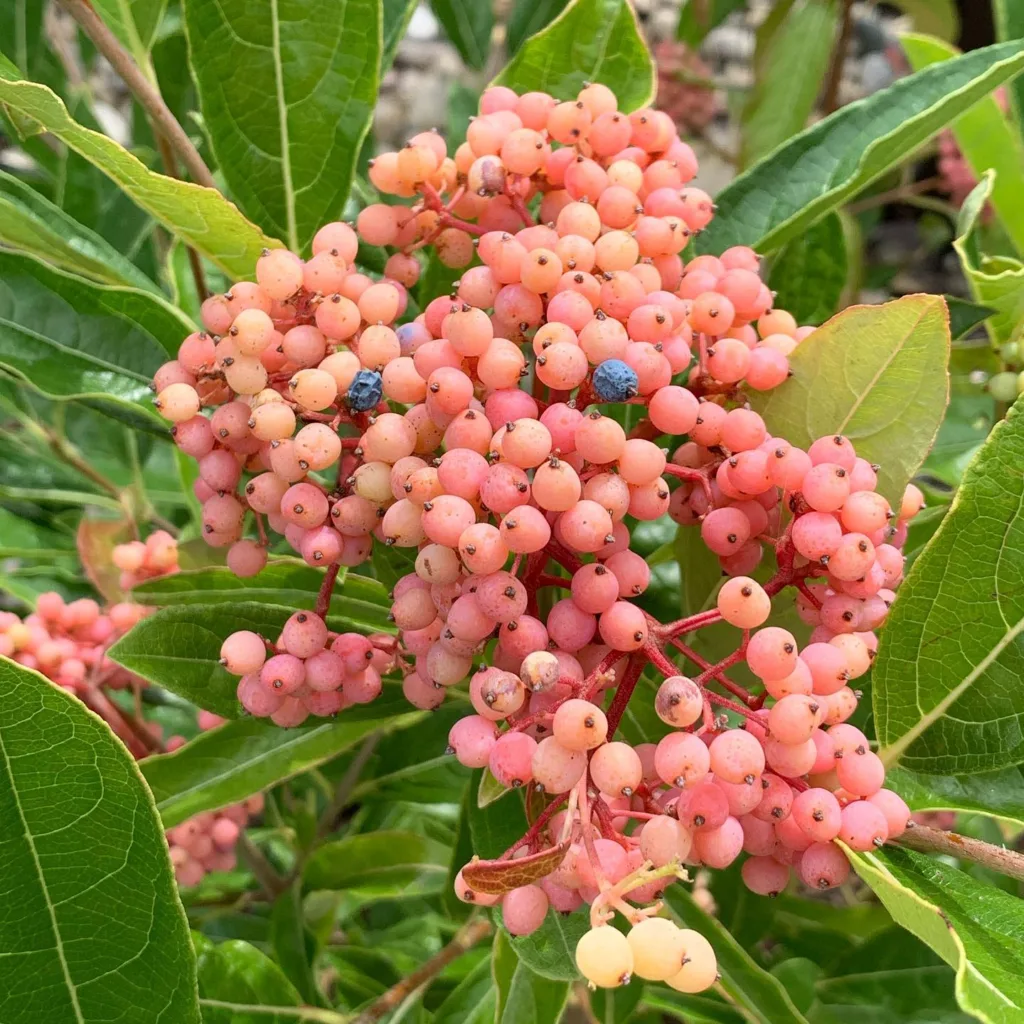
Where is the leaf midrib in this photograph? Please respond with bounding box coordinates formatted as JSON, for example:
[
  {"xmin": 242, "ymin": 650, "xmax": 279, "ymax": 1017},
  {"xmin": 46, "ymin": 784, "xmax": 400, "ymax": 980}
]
[
  {"xmin": 0, "ymin": 720, "xmax": 85, "ymax": 1023},
  {"xmin": 269, "ymin": 0, "xmax": 298, "ymax": 251},
  {"xmin": 832, "ymin": 303, "xmax": 932, "ymax": 435}
]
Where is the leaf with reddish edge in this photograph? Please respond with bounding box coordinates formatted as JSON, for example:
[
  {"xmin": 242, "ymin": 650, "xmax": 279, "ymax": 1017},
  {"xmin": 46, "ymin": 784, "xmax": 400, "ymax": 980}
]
[
  {"xmin": 462, "ymin": 840, "xmax": 570, "ymax": 895},
  {"xmin": 76, "ymin": 514, "xmax": 133, "ymax": 603}
]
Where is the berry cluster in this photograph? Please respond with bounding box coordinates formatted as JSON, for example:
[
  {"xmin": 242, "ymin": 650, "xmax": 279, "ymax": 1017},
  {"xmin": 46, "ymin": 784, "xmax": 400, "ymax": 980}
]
[
  {"xmin": 1, "ymin": 592, "xmax": 148, "ymax": 697},
  {"xmin": 111, "ymin": 530, "xmax": 180, "ymax": 590},
  {"xmin": 166, "ymin": 706, "xmax": 261, "ymax": 886},
  {"xmin": 220, "ymin": 616, "xmax": 395, "ymax": 726},
  {"xmin": 148, "ymin": 82, "xmax": 921, "ymax": 993}
]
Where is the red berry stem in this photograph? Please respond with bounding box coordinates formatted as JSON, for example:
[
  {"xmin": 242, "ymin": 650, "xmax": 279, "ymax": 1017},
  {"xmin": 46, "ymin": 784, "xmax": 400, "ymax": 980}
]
[
  {"xmin": 656, "ymin": 607, "xmax": 724, "ymax": 639},
  {"xmin": 661, "ymin": 461, "xmax": 717, "ymax": 508},
  {"xmin": 503, "ymin": 792, "xmax": 567, "ymax": 858},
  {"xmin": 604, "ymin": 654, "xmax": 646, "ymax": 738},
  {"xmin": 315, "ymin": 563, "xmax": 341, "ymax": 620},
  {"xmin": 420, "ymin": 181, "xmax": 485, "ymax": 236}
]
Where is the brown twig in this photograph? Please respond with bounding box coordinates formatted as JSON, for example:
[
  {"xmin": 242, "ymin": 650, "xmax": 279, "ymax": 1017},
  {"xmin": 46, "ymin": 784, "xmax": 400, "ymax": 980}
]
[
  {"xmin": 895, "ymin": 824, "xmax": 1024, "ymax": 882},
  {"xmin": 821, "ymin": 0, "xmax": 854, "ymax": 115},
  {"xmin": 57, "ymin": 0, "xmax": 217, "ymax": 190},
  {"xmin": 237, "ymin": 833, "xmax": 287, "ymax": 899},
  {"xmin": 351, "ymin": 918, "xmax": 493, "ymax": 1024},
  {"xmin": 315, "ymin": 731, "xmax": 382, "ymax": 841}
]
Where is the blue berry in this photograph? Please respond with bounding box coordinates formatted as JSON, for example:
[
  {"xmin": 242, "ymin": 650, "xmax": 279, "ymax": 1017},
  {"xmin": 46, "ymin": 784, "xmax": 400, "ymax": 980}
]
[
  {"xmin": 592, "ymin": 360, "xmax": 639, "ymax": 402},
  {"xmin": 347, "ymin": 370, "xmax": 383, "ymax": 412}
]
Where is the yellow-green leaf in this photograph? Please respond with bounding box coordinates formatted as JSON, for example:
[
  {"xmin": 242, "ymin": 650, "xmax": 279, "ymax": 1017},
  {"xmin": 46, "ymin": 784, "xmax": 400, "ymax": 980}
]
[
  {"xmin": 750, "ymin": 294, "xmax": 951, "ymax": 506},
  {"xmin": 953, "ymin": 171, "xmax": 1024, "ymax": 348},
  {"xmin": 0, "ymin": 68, "xmax": 277, "ymax": 278}
]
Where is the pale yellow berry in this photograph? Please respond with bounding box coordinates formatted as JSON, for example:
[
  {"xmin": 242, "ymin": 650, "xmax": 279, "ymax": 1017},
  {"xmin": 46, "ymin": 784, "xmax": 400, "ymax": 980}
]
[
  {"xmin": 575, "ymin": 926, "xmax": 633, "ymax": 988},
  {"xmin": 665, "ymin": 929, "xmax": 717, "ymax": 993},
  {"xmin": 627, "ymin": 917, "xmax": 687, "ymax": 981}
]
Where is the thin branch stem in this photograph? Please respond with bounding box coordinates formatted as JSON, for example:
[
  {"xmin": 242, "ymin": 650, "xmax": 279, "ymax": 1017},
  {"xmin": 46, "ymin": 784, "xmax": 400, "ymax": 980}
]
[
  {"xmin": 57, "ymin": 0, "xmax": 217, "ymax": 190},
  {"xmin": 198, "ymin": 999, "xmax": 348, "ymax": 1023},
  {"xmin": 237, "ymin": 833, "xmax": 287, "ymax": 900},
  {"xmin": 315, "ymin": 731, "xmax": 382, "ymax": 841},
  {"xmin": 315, "ymin": 564, "xmax": 341, "ymax": 619},
  {"xmin": 351, "ymin": 918, "xmax": 493, "ymax": 1024},
  {"xmin": 821, "ymin": 0, "xmax": 853, "ymax": 115},
  {"xmin": 895, "ymin": 824, "xmax": 1024, "ymax": 882},
  {"xmin": 845, "ymin": 176, "xmax": 944, "ymax": 216}
]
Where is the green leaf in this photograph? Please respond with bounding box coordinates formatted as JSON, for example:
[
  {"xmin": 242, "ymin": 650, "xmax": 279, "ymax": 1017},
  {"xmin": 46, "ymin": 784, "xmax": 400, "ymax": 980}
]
[
  {"xmin": 303, "ymin": 830, "xmax": 450, "ymax": 897},
  {"xmin": 767, "ymin": 211, "xmax": 850, "ymax": 326},
  {"xmin": 993, "ymin": 0, "xmax": 1024, "ymax": 135},
  {"xmin": 430, "ymin": 0, "xmax": 493, "ymax": 70},
  {"xmin": 0, "ymin": 170, "xmax": 160, "ymax": 290},
  {"xmin": 351, "ymin": 704, "xmax": 468, "ymax": 806},
  {"xmin": 507, "ymin": 0, "xmax": 568, "ymax": 54},
  {"xmin": 506, "ymin": 907, "xmax": 590, "ymax": 981},
  {"xmin": 492, "ymin": 929, "xmax": 519, "ymax": 1019},
  {"xmin": 953, "ymin": 171, "xmax": 1024, "ymax": 347},
  {"xmin": 500, "ymin": 961, "xmax": 570, "ymax": 1024},
  {"xmin": 643, "ymin": 988, "xmax": 747, "ymax": 1024},
  {"xmin": 740, "ymin": 0, "xmax": 840, "ymax": 170},
  {"xmin": 589, "ymin": 983, "xmax": 646, "ymax": 1023},
  {"xmin": 383, "ymin": 0, "xmax": 418, "ymax": 71},
  {"xmin": 132, "ymin": 562, "xmax": 393, "ymax": 633},
  {"xmin": 0, "ymin": 506, "xmax": 75, "ymax": 559},
  {"xmin": 0, "ymin": 0, "xmax": 65, "ymax": 91},
  {"xmin": 0, "ymin": 68, "xmax": 277, "ymax": 278},
  {"xmin": 0, "ymin": 659, "xmax": 199, "ymax": 1023},
  {"xmin": 492, "ymin": 0, "xmax": 657, "ymax": 114},
  {"xmin": 750, "ymin": 294, "xmax": 950, "ymax": 506},
  {"xmin": 874, "ymin": 395, "xmax": 1024, "ymax": 773},
  {"xmin": 91, "ymin": 0, "xmax": 168, "ymax": 59},
  {"xmin": 946, "ymin": 296, "xmax": 996, "ymax": 341},
  {"xmin": 697, "ymin": 38, "xmax": 1024, "ymax": 256},
  {"xmin": 194, "ymin": 934, "xmax": 308, "ymax": 1023},
  {"xmin": 811, "ymin": 927, "xmax": 970, "ymax": 1024},
  {"xmin": 467, "ymin": 767, "xmax": 527, "ymax": 859},
  {"xmin": 433, "ymin": 956, "xmax": 496, "ymax": 1024},
  {"xmin": 676, "ymin": 0, "xmax": 748, "ymax": 47},
  {"xmin": 182, "ymin": 0, "xmax": 381, "ymax": 254},
  {"xmin": 270, "ymin": 882, "xmax": 321, "ymax": 1006},
  {"xmin": 663, "ymin": 886, "xmax": 810, "ymax": 1024},
  {"xmin": 849, "ymin": 846, "xmax": 1024, "ymax": 1023},
  {"xmin": 902, "ymin": 33, "xmax": 1024, "ymax": 256},
  {"xmin": 141, "ymin": 700, "xmax": 423, "ymax": 827},
  {"xmin": 891, "ymin": 0, "xmax": 960, "ymax": 42},
  {"xmin": 0, "ymin": 250, "xmax": 188, "ymax": 433},
  {"xmin": 886, "ymin": 765, "xmax": 1024, "ymax": 827}
]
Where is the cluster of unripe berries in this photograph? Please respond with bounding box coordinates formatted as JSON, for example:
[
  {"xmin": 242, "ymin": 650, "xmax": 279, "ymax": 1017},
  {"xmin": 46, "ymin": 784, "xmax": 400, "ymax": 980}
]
[
  {"xmin": 111, "ymin": 531, "xmax": 179, "ymax": 589},
  {"xmin": 219, "ymin": 615, "xmax": 395, "ymax": 727},
  {"xmin": 143, "ymin": 82, "xmax": 921, "ymax": 992},
  {"xmin": 167, "ymin": 797, "xmax": 262, "ymax": 887},
  {"xmin": 166, "ymin": 710, "xmax": 261, "ymax": 886},
  {"xmin": 1, "ymin": 590, "xmax": 148, "ymax": 694},
  {"xmin": 151, "ymin": 82, "xmax": 806, "ymax": 580}
]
